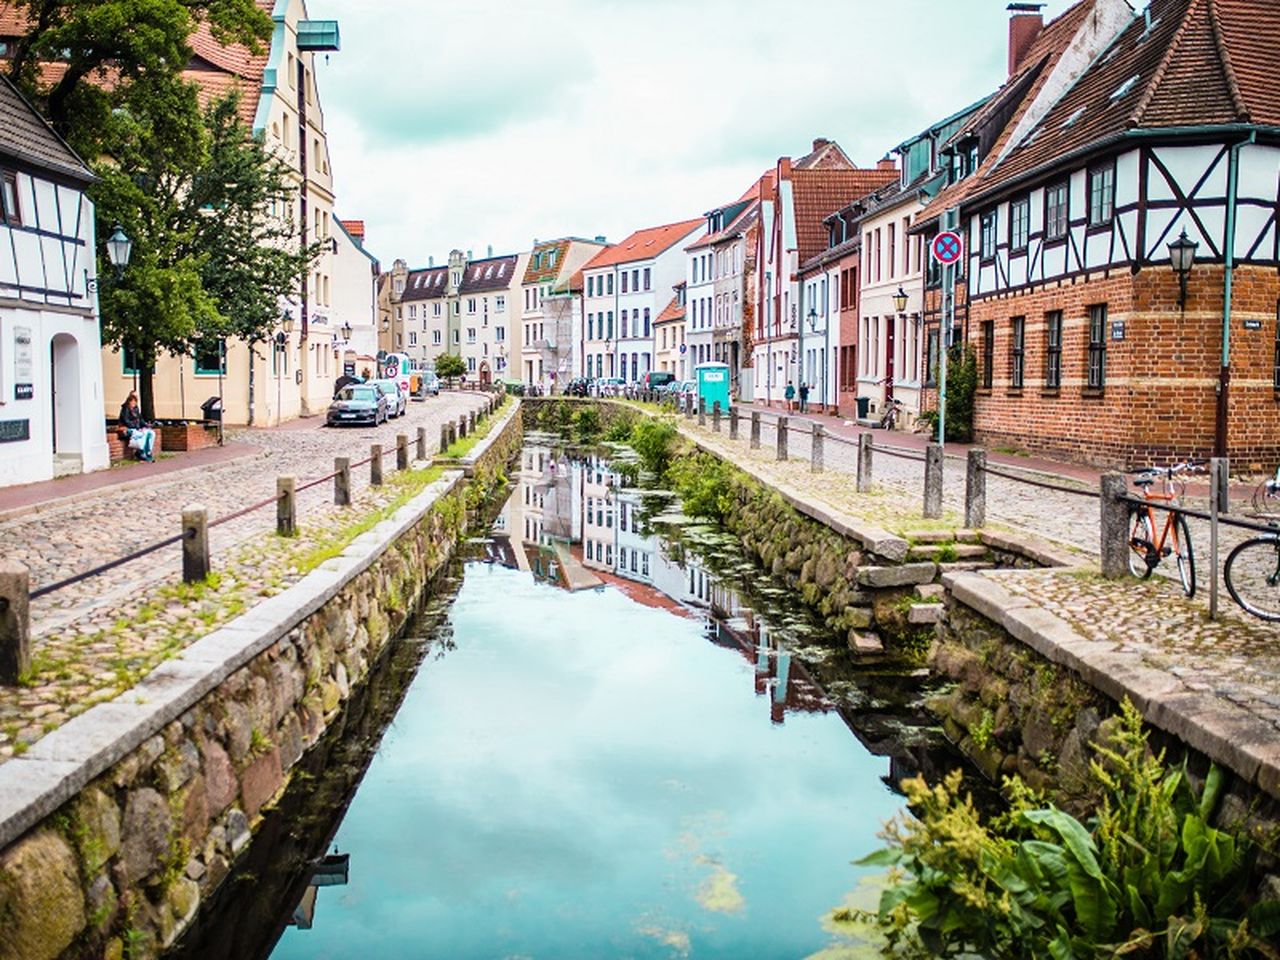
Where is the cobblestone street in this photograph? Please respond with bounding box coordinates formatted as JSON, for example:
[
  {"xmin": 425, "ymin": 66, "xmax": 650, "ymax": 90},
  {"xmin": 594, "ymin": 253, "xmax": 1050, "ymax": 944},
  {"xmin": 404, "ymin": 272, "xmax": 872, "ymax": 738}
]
[{"xmin": 0, "ymin": 392, "xmax": 493, "ymax": 758}]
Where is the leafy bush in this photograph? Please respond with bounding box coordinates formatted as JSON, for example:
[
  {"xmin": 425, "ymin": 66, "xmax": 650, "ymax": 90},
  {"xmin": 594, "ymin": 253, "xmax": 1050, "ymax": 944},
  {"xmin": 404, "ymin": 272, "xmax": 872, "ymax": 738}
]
[
  {"xmin": 435, "ymin": 352, "xmax": 465, "ymax": 382},
  {"xmin": 604, "ymin": 418, "xmax": 634, "ymax": 442},
  {"xmin": 859, "ymin": 700, "xmax": 1279, "ymax": 959},
  {"xmin": 942, "ymin": 345, "xmax": 977, "ymax": 443},
  {"xmin": 628, "ymin": 418, "xmax": 678, "ymax": 474},
  {"xmin": 667, "ymin": 451, "xmax": 735, "ymax": 521},
  {"xmin": 571, "ymin": 405, "xmax": 600, "ymax": 441}
]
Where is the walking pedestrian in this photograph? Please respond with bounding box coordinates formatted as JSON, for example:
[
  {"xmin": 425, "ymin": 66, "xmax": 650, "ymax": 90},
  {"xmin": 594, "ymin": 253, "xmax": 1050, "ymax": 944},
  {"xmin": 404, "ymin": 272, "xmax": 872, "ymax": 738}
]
[
  {"xmin": 798, "ymin": 382, "xmax": 810, "ymax": 414},
  {"xmin": 784, "ymin": 380, "xmax": 795, "ymax": 412}
]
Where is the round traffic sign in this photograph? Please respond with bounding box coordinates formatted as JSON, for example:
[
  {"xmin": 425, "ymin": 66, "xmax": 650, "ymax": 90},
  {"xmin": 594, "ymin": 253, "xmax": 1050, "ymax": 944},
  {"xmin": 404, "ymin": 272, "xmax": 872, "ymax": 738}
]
[{"xmin": 931, "ymin": 230, "xmax": 964, "ymax": 266}]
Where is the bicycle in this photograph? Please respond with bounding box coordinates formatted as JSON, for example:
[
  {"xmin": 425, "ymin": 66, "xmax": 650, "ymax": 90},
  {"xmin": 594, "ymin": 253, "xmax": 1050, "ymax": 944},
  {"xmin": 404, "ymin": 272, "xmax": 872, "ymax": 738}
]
[
  {"xmin": 1224, "ymin": 523, "xmax": 1280, "ymax": 621},
  {"xmin": 1250, "ymin": 465, "xmax": 1280, "ymax": 517},
  {"xmin": 1126, "ymin": 462, "xmax": 1201, "ymax": 597},
  {"xmin": 878, "ymin": 397, "xmax": 903, "ymax": 431}
]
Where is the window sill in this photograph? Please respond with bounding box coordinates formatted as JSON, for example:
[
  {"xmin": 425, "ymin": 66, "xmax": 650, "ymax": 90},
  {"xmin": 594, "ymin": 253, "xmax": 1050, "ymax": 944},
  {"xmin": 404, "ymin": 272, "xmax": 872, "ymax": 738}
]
[
  {"xmin": 1082, "ymin": 388, "xmax": 1105, "ymax": 399},
  {"xmin": 1006, "ymin": 388, "xmax": 1024, "ymax": 398},
  {"xmin": 977, "ymin": 387, "xmax": 993, "ymax": 396},
  {"xmin": 1041, "ymin": 388, "xmax": 1061, "ymax": 398}
]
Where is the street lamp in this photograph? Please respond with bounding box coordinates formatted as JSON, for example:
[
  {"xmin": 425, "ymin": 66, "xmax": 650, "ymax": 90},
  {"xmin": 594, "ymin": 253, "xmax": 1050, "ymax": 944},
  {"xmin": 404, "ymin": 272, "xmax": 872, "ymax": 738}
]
[
  {"xmin": 341, "ymin": 320, "xmax": 352, "ymax": 341},
  {"xmin": 106, "ymin": 224, "xmax": 132, "ymax": 278},
  {"xmin": 893, "ymin": 286, "xmax": 909, "ymax": 313},
  {"xmin": 807, "ymin": 307, "xmax": 819, "ymax": 332},
  {"xmin": 1167, "ymin": 229, "xmax": 1198, "ymax": 310}
]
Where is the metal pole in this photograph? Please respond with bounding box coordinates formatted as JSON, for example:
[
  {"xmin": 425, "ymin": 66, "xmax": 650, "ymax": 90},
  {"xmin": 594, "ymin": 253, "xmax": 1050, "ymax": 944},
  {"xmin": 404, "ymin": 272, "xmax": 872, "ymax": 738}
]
[
  {"xmin": 217, "ymin": 338, "xmax": 225, "ymax": 445},
  {"xmin": 938, "ymin": 261, "xmax": 951, "ymax": 447},
  {"xmin": 1209, "ymin": 457, "xmax": 1223, "ymax": 620}
]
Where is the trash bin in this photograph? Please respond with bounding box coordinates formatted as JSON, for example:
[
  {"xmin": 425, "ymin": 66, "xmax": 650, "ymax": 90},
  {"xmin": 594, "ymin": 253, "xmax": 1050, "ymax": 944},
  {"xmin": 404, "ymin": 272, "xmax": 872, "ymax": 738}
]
[
  {"xmin": 200, "ymin": 396, "xmax": 223, "ymax": 422},
  {"xmin": 856, "ymin": 396, "xmax": 870, "ymax": 420}
]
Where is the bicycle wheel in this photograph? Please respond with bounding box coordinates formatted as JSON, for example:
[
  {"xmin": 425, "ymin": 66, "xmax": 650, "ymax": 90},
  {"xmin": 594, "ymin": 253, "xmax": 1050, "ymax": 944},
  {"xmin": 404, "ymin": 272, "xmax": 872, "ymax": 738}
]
[
  {"xmin": 1127, "ymin": 508, "xmax": 1155, "ymax": 578},
  {"xmin": 1173, "ymin": 513, "xmax": 1195, "ymax": 597},
  {"xmin": 1224, "ymin": 537, "xmax": 1280, "ymax": 621}
]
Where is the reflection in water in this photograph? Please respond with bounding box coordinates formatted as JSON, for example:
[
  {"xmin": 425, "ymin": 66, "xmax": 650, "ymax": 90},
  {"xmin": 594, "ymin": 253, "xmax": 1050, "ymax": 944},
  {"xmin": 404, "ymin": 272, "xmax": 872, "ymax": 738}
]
[
  {"xmin": 179, "ymin": 440, "xmax": 975, "ymax": 960},
  {"xmin": 288, "ymin": 853, "xmax": 350, "ymax": 931}
]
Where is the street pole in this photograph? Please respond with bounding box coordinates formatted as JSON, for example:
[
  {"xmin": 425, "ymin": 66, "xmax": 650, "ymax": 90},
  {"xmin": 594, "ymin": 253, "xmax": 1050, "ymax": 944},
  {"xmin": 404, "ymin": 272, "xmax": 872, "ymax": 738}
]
[
  {"xmin": 938, "ymin": 261, "xmax": 951, "ymax": 446},
  {"xmin": 217, "ymin": 337, "xmax": 225, "ymax": 445}
]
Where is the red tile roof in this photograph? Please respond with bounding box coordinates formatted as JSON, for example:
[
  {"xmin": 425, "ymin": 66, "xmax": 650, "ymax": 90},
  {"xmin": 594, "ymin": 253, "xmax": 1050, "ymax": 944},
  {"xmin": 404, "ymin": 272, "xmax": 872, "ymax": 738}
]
[
  {"xmin": 792, "ymin": 168, "xmax": 898, "ymax": 263},
  {"xmin": 581, "ymin": 218, "xmax": 704, "ymax": 270},
  {"xmin": 523, "ymin": 239, "xmax": 571, "ymax": 284},
  {"xmin": 339, "ymin": 219, "xmax": 365, "ymax": 240},
  {"xmin": 655, "ymin": 295, "xmax": 685, "ymax": 324},
  {"xmin": 568, "ymin": 269, "xmax": 584, "ymax": 293}
]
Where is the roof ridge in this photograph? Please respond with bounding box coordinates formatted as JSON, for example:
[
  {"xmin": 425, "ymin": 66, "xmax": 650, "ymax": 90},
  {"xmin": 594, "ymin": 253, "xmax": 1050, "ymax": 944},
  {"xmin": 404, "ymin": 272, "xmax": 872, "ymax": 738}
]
[
  {"xmin": 1129, "ymin": 0, "xmax": 1202, "ymax": 127},
  {"xmin": 1205, "ymin": 0, "xmax": 1250, "ymax": 121}
]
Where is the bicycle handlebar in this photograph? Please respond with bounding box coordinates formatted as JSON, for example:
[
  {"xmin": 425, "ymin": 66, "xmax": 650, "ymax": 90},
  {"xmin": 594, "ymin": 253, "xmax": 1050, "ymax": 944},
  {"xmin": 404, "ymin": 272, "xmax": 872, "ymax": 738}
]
[{"xmin": 1131, "ymin": 461, "xmax": 1206, "ymax": 481}]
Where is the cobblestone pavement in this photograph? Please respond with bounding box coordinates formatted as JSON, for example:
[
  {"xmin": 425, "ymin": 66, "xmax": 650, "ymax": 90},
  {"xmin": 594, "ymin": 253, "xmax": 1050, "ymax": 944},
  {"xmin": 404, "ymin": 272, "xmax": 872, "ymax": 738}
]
[{"xmin": 0, "ymin": 392, "xmax": 495, "ymax": 759}]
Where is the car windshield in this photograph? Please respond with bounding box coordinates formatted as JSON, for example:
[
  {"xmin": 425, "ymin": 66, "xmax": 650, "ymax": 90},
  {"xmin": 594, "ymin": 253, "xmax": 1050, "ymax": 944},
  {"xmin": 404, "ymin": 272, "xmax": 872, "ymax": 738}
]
[{"xmin": 337, "ymin": 386, "xmax": 377, "ymax": 402}]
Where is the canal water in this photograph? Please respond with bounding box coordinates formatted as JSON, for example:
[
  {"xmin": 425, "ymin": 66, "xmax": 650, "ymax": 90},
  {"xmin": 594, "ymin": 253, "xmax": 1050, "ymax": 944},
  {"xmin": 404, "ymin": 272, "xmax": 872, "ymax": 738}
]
[{"xmin": 174, "ymin": 439, "xmax": 974, "ymax": 960}]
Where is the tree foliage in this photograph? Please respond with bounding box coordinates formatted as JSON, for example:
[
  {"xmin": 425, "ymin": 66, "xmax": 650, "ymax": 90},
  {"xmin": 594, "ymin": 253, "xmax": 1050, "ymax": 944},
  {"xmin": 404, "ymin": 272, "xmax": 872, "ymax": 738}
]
[
  {"xmin": 858, "ymin": 700, "xmax": 1280, "ymax": 959},
  {"xmin": 435, "ymin": 353, "xmax": 466, "ymax": 383}
]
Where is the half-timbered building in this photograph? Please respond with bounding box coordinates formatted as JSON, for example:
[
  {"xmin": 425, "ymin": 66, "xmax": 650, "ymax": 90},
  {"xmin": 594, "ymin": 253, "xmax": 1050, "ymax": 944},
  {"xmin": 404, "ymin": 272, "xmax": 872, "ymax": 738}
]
[
  {"xmin": 0, "ymin": 75, "xmax": 108, "ymax": 487},
  {"xmin": 917, "ymin": 0, "xmax": 1280, "ymax": 467}
]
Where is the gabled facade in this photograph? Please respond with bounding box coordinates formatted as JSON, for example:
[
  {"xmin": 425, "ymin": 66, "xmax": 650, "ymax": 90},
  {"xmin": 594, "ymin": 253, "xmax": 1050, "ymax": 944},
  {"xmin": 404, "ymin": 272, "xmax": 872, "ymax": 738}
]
[
  {"xmin": 0, "ymin": 75, "xmax": 108, "ymax": 486},
  {"xmin": 917, "ymin": 0, "xmax": 1280, "ymax": 466},
  {"xmin": 685, "ymin": 194, "xmax": 758, "ymax": 394},
  {"xmin": 654, "ymin": 283, "xmax": 687, "ymax": 377},
  {"xmin": 581, "ymin": 218, "xmax": 703, "ymax": 383},
  {"xmin": 519, "ymin": 237, "xmax": 608, "ymax": 390}
]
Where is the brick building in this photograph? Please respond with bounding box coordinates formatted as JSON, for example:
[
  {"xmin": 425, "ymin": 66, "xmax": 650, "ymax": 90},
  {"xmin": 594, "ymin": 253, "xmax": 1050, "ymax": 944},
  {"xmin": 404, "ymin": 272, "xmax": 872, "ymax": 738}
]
[{"xmin": 913, "ymin": 0, "xmax": 1280, "ymax": 468}]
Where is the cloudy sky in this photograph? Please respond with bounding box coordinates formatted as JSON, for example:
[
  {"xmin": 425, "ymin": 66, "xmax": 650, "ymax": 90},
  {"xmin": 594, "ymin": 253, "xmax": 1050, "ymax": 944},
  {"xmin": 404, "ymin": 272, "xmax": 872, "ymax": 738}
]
[{"xmin": 306, "ymin": 0, "xmax": 1078, "ymax": 267}]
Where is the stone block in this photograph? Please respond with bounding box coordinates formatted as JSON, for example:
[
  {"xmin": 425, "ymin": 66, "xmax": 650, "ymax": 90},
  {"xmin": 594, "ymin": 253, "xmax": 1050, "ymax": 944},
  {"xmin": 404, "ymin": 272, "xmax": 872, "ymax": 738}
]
[
  {"xmin": 182, "ymin": 774, "xmax": 209, "ymax": 846},
  {"xmin": 843, "ymin": 606, "xmax": 874, "ymax": 630},
  {"xmin": 72, "ymin": 786, "xmax": 121, "ymax": 871},
  {"xmin": 240, "ymin": 747, "xmax": 283, "ymax": 819},
  {"xmin": 117, "ymin": 787, "xmax": 172, "ymax": 886},
  {"xmin": 856, "ymin": 562, "xmax": 937, "ymax": 588},
  {"xmin": 0, "ymin": 829, "xmax": 86, "ymax": 960},
  {"xmin": 201, "ymin": 740, "xmax": 237, "ymax": 816},
  {"xmin": 848, "ymin": 632, "xmax": 884, "ymax": 655},
  {"xmin": 224, "ymin": 808, "xmax": 250, "ymax": 856},
  {"xmin": 907, "ymin": 603, "xmax": 944, "ymax": 625},
  {"xmin": 915, "ymin": 583, "xmax": 946, "ymax": 602},
  {"xmin": 157, "ymin": 739, "xmax": 201, "ymax": 792}
]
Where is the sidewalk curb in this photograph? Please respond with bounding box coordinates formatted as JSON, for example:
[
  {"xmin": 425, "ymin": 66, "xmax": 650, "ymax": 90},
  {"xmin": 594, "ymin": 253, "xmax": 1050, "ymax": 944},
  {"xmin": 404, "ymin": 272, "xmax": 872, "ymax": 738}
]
[{"xmin": 0, "ymin": 446, "xmax": 267, "ymax": 525}]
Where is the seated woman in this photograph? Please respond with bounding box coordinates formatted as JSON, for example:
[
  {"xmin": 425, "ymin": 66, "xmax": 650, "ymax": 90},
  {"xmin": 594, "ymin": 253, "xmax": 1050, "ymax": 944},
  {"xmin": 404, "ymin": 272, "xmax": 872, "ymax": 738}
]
[{"xmin": 119, "ymin": 391, "xmax": 156, "ymax": 462}]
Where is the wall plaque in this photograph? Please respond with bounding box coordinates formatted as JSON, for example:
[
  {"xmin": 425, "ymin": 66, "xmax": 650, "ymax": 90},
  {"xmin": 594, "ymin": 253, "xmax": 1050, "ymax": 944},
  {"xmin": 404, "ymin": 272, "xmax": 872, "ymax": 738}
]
[
  {"xmin": 1111, "ymin": 320, "xmax": 1126, "ymax": 341},
  {"xmin": 1243, "ymin": 319, "xmax": 1262, "ymax": 331},
  {"xmin": 0, "ymin": 419, "xmax": 30, "ymax": 443}
]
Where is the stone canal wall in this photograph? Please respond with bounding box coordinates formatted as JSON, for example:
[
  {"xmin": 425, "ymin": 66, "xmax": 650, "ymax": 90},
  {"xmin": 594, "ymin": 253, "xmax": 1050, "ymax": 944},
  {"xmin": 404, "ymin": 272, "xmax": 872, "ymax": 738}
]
[{"xmin": 0, "ymin": 401, "xmax": 521, "ymax": 960}]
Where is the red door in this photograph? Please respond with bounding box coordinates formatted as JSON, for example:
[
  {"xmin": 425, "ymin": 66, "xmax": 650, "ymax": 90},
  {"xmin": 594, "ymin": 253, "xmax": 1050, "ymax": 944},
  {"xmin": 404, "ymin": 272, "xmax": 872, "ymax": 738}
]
[{"xmin": 884, "ymin": 317, "xmax": 896, "ymax": 399}]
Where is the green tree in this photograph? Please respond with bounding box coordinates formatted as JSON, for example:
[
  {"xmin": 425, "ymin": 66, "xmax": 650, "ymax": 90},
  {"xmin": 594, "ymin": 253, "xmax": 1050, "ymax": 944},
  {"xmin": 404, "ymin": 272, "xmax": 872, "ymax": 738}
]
[
  {"xmin": 94, "ymin": 77, "xmax": 313, "ymax": 417},
  {"xmin": 4, "ymin": 0, "xmax": 270, "ymax": 145},
  {"xmin": 435, "ymin": 353, "xmax": 466, "ymax": 386}
]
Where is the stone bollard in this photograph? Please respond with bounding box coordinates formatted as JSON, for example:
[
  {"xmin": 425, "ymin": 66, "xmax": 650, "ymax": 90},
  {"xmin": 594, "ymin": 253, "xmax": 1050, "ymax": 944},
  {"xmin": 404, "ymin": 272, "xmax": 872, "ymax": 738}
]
[
  {"xmin": 458, "ymin": 415, "xmax": 468, "ymax": 439},
  {"xmin": 447, "ymin": 421, "xmax": 458, "ymax": 450},
  {"xmin": 712, "ymin": 401, "xmax": 722, "ymax": 433},
  {"xmin": 1100, "ymin": 472, "xmax": 1131, "ymax": 578},
  {"xmin": 416, "ymin": 427, "xmax": 427, "ymax": 461},
  {"xmin": 370, "ymin": 444, "xmax": 383, "ymax": 487},
  {"xmin": 810, "ymin": 424, "xmax": 825, "ymax": 473},
  {"xmin": 277, "ymin": 475, "xmax": 297, "ymax": 535},
  {"xmin": 729, "ymin": 408, "xmax": 739, "ymax": 441},
  {"xmin": 698, "ymin": 398, "xmax": 707, "ymax": 427},
  {"xmin": 750, "ymin": 411, "xmax": 761, "ymax": 449},
  {"xmin": 0, "ymin": 561, "xmax": 31, "ymax": 685},
  {"xmin": 965, "ymin": 449, "xmax": 986, "ymax": 529},
  {"xmin": 776, "ymin": 416, "xmax": 789, "ymax": 461},
  {"xmin": 397, "ymin": 433, "xmax": 410, "ymax": 470},
  {"xmin": 334, "ymin": 457, "xmax": 351, "ymax": 506},
  {"xmin": 856, "ymin": 433, "xmax": 873, "ymax": 493},
  {"xmin": 468, "ymin": 411, "xmax": 476, "ymax": 435},
  {"xmin": 439, "ymin": 423, "xmax": 450, "ymax": 454},
  {"xmin": 684, "ymin": 398, "xmax": 694, "ymax": 420},
  {"xmin": 182, "ymin": 504, "xmax": 210, "ymax": 583},
  {"xmin": 923, "ymin": 443, "xmax": 943, "ymax": 519}
]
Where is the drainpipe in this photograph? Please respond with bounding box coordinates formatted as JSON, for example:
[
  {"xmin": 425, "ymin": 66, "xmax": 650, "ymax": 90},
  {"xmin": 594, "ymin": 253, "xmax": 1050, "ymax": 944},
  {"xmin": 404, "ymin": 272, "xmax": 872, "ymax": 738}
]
[{"xmin": 1215, "ymin": 132, "xmax": 1255, "ymax": 458}]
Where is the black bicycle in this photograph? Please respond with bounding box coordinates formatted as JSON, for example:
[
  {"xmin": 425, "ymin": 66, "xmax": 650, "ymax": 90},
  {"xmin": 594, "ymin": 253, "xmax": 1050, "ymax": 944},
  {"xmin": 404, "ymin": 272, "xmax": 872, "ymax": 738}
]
[{"xmin": 1224, "ymin": 521, "xmax": 1280, "ymax": 621}]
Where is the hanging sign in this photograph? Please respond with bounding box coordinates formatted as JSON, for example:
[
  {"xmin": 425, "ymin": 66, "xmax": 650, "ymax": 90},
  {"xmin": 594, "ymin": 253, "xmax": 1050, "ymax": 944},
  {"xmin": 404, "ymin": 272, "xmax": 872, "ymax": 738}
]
[
  {"xmin": 931, "ymin": 231, "xmax": 964, "ymax": 265},
  {"xmin": 13, "ymin": 326, "xmax": 33, "ymax": 400}
]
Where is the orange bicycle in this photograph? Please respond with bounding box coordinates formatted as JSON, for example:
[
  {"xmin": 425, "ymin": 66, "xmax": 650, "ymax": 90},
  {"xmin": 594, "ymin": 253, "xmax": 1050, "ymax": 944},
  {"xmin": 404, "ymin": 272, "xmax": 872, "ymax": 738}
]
[{"xmin": 1127, "ymin": 462, "xmax": 1202, "ymax": 596}]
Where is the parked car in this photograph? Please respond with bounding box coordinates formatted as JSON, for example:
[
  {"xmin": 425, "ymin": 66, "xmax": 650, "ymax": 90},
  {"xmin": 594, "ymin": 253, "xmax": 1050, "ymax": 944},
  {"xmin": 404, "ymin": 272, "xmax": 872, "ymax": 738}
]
[
  {"xmin": 642, "ymin": 370, "xmax": 675, "ymax": 391},
  {"xmin": 596, "ymin": 376, "xmax": 626, "ymax": 396},
  {"xmin": 327, "ymin": 384, "xmax": 388, "ymax": 426},
  {"xmin": 565, "ymin": 377, "xmax": 591, "ymax": 397},
  {"xmin": 676, "ymin": 380, "xmax": 698, "ymax": 410},
  {"xmin": 419, "ymin": 372, "xmax": 441, "ymax": 397},
  {"xmin": 373, "ymin": 379, "xmax": 407, "ymax": 417}
]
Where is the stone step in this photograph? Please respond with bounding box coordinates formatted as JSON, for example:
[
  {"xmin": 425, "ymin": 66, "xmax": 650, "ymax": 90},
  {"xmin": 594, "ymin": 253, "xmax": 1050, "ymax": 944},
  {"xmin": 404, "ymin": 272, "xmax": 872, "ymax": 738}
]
[
  {"xmin": 907, "ymin": 543, "xmax": 990, "ymax": 561},
  {"xmin": 907, "ymin": 603, "xmax": 944, "ymax": 625},
  {"xmin": 848, "ymin": 631, "xmax": 885, "ymax": 656},
  {"xmin": 856, "ymin": 562, "xmax": 938, "ymax": 588},
  {"xmin": 914, "ymin": 583, "xmax": 946, "ymax": 602},
  {"xmin": 905, "ymin": 528, "xmax": 983, "ymax": 545}
]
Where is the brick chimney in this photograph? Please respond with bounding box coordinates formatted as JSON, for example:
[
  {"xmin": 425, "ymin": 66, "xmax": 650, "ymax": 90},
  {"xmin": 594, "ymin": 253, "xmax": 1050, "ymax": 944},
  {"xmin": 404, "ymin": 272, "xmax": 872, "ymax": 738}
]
[
  {"xmin": 876, "ymin": 156, "xmax": 896, "ymax": 171},
  {"xmin": 812, "ymin": 137, "xmax": 830, "ymax": 153},
  {"xmin": 1008, "ymin": 2, "xmax": 1045, "ymax": 76}
]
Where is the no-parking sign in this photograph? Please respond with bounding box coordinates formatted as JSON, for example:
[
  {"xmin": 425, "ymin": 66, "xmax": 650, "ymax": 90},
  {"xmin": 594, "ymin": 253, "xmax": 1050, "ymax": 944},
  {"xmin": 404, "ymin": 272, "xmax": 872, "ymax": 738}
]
[{"xmin": 931, "ymin": 231, "xmax": 964, "ymax": 266}]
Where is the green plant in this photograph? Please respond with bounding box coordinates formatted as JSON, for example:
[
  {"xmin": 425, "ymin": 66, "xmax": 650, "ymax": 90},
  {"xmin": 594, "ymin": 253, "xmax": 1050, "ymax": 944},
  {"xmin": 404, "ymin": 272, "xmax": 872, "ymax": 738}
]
[
  {"xmin": 668, "ymin": 451, "xmax": 735, "ymax": 521},
  {"xmin": 970, "ymin": 708, "xmax": 995, "ymax": 750},
  {"xmin": 858, "ymin": 700, "xmax": 1280, "ymax": 958},
  {"xmin": 571, "ymin": 405, "xmax": 601, "ymax": 441},
  {"xmin": 941, "ymin": 344, "xmax": 978, "ymax": 443},
  {"xmin": 629, "ymin": 417, "xmax": 679, "ymax": 474}
]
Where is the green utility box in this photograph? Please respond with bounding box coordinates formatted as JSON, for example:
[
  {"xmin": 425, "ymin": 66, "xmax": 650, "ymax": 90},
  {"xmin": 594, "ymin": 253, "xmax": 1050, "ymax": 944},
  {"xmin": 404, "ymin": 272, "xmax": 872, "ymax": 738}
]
[{"xmin": 695, "ymin": 362, "xmax": 731, "ymax": 414}]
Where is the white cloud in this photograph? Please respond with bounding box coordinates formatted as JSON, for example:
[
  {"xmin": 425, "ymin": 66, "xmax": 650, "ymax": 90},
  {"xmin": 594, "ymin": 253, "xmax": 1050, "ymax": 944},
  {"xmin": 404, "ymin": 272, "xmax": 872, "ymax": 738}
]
[{"xmin": 307, "ymin": 0, "xmax": 1079, "ymax": 264}]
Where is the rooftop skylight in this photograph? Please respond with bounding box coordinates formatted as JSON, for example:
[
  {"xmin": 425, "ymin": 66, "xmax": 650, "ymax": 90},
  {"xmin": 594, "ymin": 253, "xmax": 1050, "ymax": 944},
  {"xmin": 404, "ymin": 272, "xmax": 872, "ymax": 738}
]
[{"xmin": 1110, "ymin": 73, "xmax": 1141, "ymax": 101}]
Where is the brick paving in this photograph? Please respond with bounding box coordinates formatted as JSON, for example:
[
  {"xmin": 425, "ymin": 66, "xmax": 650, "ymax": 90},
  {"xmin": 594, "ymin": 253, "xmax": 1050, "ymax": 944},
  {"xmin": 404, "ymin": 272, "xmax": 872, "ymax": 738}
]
[{"xmin": 0, "ymin": 392, "xmax": 493, "ymax": 760}]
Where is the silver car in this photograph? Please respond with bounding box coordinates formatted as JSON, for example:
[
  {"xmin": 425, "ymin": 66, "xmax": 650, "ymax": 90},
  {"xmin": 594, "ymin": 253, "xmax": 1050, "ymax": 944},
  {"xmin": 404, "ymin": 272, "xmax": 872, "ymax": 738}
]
[{"xmin": 373, "ymin": 379, "xmax": 407, "ymax": 417}]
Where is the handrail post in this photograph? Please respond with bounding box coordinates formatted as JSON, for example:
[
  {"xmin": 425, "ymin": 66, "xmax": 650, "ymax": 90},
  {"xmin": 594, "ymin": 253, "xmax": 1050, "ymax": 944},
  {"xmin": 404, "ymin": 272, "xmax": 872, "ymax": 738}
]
[
  {"xmin": 776, "ymin": 416, "xmax": 789, "ymax": 461},
  {"xmin": 370, "ymin": 444, "xmax": 383, "ymax": 487},
  {"xmin": 810, "ymin": 424, "xmax": 825, "ymax": 473},
  {"xmin": 416, "ymin": 427, "xmax": 427, "ymax": 462},
  {"xmin": 447, "ymin": 421, "xmax": 458, "ymax": 449},
  {"xmin": 698, "ymin": 397, "xmax": 707, "ymax": 427},
  {"xmin": 1100, "ymin": 473, "xmax": 1129, "ymax": 578},
  {"xmin": 856, "ymin": 433, "xmax": 873, "ymax": 493},
  {"xmin": 277, "ymin": 475, "xmax": 297, "ymax": 536},
  {"xmin": 439, "ymin": 423, "xmax": 449, "ymax": 454},
  {"xmin": 458, "ymin": 415, "xmax": 468, "ymax": 439},
  {"xmin": 182, "ymin": 505, "xmax": 210, "ymax": 583},
  {"xmin": 924, "ymin": 443, "xmax": 943, "ymax": 519},
  {"xmin": 712, "ymin": 400, "xmax": 721, "ymax": 433},
  {"xmin": 0, "ymin": 561, "xmax": 31, "ymax": 685},
  {"xmin": 334, "ymin": 457, "xmax": 351, "ymax": 506},
  {"xmin": 965, "ymin": 449, "xmax": 986, "ymax": 529},
  {"xmin": 468, "ymin": 411, "xmax": 476, "ymax": 435},
  {"xmin": 729, "ymin": 408, "xmax": 740, "ymax": 441},
  {"xmin": 396, "ymin": 433, "xmax": 410, "ymax": 471},
  {"xmin": 750, "ymin": 411, "xmax": 761, "ymax": 449}
]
